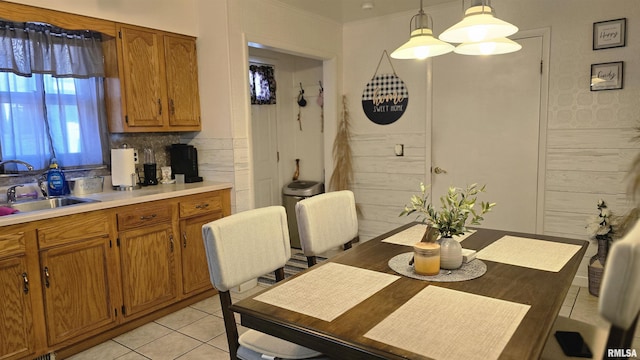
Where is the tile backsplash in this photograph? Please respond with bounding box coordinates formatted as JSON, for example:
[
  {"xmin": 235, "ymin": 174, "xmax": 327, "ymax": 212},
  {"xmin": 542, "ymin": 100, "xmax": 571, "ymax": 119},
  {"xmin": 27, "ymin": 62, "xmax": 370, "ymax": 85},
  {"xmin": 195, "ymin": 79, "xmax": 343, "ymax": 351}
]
[
  {"xmin": 110, "ymin": 132, "xmax": 182, "ymax": 180},
  {"xmin": 0, "ymin": 132, "xmax": 183, "ymax": 188}
]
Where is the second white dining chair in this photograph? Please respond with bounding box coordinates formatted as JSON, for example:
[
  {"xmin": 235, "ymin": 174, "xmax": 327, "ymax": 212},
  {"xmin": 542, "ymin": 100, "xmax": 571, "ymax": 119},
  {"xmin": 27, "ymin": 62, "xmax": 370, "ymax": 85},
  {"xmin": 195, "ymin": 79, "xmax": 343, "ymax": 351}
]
[
  {"xmin": 295, "ymin": 190, "xmax": 359, "ymax": 267},
  {"xmin": 202, "ymin": 206, "xmax": 326, "ymax": 360},
  {"xmin": 541, "ymin": 218, "xmax": 640, "ymax": 360}
]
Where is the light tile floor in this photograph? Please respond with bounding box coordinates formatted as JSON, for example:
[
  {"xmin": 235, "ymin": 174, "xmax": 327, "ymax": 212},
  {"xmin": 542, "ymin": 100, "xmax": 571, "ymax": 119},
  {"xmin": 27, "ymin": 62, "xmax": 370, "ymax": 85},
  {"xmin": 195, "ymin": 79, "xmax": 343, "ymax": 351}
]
[
  {"xmin": 66, "ymin": 286, "xmax": 264, "ymax": 360},
  {"xmin": 65, "ymin": 285, "xmax": 639, "ymax": 360}
]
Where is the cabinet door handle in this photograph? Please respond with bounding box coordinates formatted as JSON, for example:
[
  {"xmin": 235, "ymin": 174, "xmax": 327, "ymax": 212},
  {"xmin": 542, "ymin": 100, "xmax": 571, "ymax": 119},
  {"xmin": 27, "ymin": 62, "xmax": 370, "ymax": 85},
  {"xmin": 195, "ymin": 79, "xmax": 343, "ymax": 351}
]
[
  {"xmin": 43, "ymin": 267, "xmax": 50, "ymax": 288},
  {"xmin": 195, "ymin": 203, "xmax": 209, "ymax": 209},
  {"xmin": 140, "ymin": 214, "xmax": 157, "ymax": 221},
  {"xmin": 169, "ymin": 234, "xmax": 174, "ymax": 252},
  {"xmin": 158, "ymin": 99, "xmax": 162, "ymax": 115},
  {"xmin": 170, "ymin": 99, "xmax": 175, "ymax": 115},
  {"xmin": 22, "ymin": 272, "xmax": 29, "ymax": 294},
  {"xmin": 182, "ymin": 232, "xmax": 187, "ymax": 248}
]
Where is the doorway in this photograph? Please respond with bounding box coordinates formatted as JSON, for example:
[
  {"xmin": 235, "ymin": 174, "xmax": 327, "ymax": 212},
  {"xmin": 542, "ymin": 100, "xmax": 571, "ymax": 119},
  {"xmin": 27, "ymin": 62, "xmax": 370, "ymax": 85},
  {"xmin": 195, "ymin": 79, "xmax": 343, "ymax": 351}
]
[
  {"xmin": 430, "ymin": 30, "xmax": 549, "ymax": 233},
  {"xmin": 249, "ymin": 47, "xmax": 325, "ymax": 209}
]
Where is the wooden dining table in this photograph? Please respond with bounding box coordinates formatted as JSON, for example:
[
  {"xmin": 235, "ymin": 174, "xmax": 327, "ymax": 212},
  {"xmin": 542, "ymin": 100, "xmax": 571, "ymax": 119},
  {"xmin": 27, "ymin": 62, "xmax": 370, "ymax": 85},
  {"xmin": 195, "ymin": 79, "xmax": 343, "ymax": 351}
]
[{"xmin": 230, "ymin": 223, "xmax": 588, "ymax": 360}]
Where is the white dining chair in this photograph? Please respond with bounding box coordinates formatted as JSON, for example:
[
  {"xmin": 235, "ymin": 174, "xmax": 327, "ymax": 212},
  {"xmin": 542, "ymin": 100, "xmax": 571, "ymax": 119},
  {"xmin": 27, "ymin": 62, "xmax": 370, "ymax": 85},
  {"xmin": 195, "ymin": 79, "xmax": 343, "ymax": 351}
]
[
  {"xmin": 541, "ymin": 219, "xmax": 640, "ymax": 360},
  {"xmin": 295, "ymin": 190, "xmax": 358, "ymax": 267},
  {"xmin": 202, "ymin": 206, "xmax": 326, "ymax": 360}
]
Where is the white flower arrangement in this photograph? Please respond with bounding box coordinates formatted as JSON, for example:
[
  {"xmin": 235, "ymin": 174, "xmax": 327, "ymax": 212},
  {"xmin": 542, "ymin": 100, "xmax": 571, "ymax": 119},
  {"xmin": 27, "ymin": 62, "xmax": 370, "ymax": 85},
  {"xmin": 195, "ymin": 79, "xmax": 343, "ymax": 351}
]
[{"xmin": 586, "ymin": 199, "xmax": 618, "ymax": 242}]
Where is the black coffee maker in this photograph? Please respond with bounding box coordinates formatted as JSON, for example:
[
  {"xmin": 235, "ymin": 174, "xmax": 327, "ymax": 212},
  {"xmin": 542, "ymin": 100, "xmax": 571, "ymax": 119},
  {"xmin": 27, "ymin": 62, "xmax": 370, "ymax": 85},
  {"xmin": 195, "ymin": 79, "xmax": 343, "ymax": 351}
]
[{"xmin": 170, "ymin": 144, "xmax": 203, "ymax": 183}]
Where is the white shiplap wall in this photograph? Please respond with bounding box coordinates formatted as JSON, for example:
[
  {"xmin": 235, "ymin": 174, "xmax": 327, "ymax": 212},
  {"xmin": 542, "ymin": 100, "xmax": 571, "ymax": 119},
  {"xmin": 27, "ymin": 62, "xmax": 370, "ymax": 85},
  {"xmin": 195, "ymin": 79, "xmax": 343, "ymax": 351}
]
[
  {"xmin": 540, "ymin": 1, "xmax": 640, "ymax": 285},
  {"xmin": 343, "ymin": 0, "xmax": 640, "ymax": 286},
  {"xmin": 351, "ymin": 133, "xmax": 427, "ymax": 241}
]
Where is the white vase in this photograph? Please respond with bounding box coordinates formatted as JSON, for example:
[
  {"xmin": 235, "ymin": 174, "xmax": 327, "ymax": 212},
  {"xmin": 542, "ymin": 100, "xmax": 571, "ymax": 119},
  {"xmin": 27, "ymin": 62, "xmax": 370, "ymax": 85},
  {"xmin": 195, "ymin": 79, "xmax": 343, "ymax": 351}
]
[{"xmin": 439, "ymin": 236, "xmax": 463, "ymax": 270}]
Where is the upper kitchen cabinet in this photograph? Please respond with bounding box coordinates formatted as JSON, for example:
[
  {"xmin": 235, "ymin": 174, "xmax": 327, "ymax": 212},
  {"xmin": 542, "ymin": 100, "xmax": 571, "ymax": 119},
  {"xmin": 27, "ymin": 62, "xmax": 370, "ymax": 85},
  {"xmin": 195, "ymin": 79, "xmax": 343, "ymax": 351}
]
[
  {"xmin": 164, "ymin": 35, "xmax": 201, "ymax": 128},
  {"xmin": 107, "ymin": 24, "xmax": 201, "ymax": 133}
]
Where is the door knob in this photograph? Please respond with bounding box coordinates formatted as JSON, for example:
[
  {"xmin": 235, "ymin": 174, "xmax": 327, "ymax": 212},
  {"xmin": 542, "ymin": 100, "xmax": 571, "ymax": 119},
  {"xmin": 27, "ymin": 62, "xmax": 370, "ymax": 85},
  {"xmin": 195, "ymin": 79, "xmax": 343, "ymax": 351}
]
[{"xmin": 433, "ymin": 166, "xmax": 448, "ymax": 174}]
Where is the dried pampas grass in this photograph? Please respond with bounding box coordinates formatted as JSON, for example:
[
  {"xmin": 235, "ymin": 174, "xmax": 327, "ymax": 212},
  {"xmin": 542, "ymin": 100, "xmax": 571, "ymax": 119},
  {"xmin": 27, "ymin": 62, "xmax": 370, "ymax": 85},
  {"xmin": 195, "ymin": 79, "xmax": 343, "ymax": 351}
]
[{"xmin": 329, "ymin": 95, "xmax": 354, "ymax": 192}]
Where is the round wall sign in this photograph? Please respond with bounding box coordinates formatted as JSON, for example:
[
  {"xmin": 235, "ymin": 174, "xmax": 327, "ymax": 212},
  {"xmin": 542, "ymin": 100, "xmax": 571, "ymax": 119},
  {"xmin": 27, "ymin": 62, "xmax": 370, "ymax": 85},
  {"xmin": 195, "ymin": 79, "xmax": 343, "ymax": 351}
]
[{"xmin": 361, "ymin": 73, "xmax": 409, "ymax": 125}]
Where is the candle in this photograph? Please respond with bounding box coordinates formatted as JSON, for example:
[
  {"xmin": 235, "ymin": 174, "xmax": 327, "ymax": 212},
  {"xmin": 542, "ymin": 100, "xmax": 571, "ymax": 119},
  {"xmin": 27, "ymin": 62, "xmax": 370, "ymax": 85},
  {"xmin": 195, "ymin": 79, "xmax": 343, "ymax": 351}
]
[{"xmin": 413, "ymin": 242, "xmax": 440, "ymax": 276}]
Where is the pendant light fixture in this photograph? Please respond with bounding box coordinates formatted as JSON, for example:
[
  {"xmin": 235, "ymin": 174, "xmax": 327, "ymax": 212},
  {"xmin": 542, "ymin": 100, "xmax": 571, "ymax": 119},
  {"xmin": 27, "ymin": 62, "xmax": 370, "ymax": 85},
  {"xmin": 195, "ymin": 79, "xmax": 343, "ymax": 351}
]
[
  {"xmin": 391, "ymin": 0, "xmax": 454, "ymax": 60},
  {"xmin": 454, "ymin": 37, "xmax": 522, "ymax": 55},
  {"xmin": 439, "ymin": 0, "xmax": 518, "ymax": 44}
]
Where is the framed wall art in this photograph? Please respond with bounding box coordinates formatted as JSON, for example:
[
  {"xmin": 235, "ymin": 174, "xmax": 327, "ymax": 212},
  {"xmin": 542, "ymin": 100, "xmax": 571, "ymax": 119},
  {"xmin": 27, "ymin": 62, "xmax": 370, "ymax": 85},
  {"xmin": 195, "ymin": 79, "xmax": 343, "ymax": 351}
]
[
  {"xmin": 361, "ymin": 50, "xmax": 409, "ymax": 125},
  {"xmin": 593, "ymin": 18, "xmax": 626, "ymax": 50},
  {"xmin": 590, "ymin": 61, "xmax": 623, "ymax": 91}
]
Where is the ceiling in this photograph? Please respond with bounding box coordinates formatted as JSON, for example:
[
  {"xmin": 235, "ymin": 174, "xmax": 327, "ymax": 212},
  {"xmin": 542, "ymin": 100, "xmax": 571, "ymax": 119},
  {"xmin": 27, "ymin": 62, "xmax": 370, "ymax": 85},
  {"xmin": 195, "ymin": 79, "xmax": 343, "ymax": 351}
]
[{"xmin": 274, "ymin": 0, "xmax": 457, "ymax": 23}]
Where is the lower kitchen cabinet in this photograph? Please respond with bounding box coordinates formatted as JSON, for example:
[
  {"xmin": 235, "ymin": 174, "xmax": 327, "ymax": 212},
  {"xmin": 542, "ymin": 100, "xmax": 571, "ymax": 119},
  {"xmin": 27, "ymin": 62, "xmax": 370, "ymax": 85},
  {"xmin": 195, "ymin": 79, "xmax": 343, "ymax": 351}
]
[
  {"xmin": 0, "ymin": 187, "xmax": 230, "ymax": 359},
  {"xmin": 0, "ymin": 255, "xmax": 34, "ymax": 360},
  {"xmin": 39, "ymin": 236, "xmax": 117, "ymax": 346},
  {"xmin": 178, "ymin": 191, "xmax": 230, "ymax": 297},
  {"xmin": 35, "ymin": 211, "xmax": 118, "ymax": 347},
  {"xmin": 180, "ymin": 213, "xmax": 220, "ymax": 296},
  {"xmin": 119, "ymin": 222, "xmax": 177, "ymax": 318}
]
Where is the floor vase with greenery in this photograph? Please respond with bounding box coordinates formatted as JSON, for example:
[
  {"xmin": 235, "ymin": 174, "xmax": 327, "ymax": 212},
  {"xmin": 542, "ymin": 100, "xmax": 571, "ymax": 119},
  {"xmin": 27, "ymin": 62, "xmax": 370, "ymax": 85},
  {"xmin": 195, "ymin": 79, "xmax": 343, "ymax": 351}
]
[{"xmin": 583, "ymin": 199, "xmax": 640, "ymax": 295}]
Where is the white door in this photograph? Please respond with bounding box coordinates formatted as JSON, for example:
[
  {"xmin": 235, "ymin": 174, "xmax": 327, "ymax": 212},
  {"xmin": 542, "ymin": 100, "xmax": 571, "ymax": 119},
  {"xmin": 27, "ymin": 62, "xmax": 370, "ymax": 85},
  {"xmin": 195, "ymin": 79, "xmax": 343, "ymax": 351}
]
[
  {"xmin": 252, "ymin": 104, "xmax": 280, "ymax": 208},
  {"xmin": 431, "ymin": 35, "xmax": 544, "ymax": 233}
]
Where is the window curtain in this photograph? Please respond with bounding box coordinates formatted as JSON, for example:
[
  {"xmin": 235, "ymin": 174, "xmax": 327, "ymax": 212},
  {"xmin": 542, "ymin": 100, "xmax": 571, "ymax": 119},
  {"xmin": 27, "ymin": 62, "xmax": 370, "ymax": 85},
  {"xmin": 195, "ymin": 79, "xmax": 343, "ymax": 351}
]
[
  {"xmin": 45, "ymin": 76, "xmax": 108, "ymax": 167},
  {"xmin": 0, "ymin": 21, "xmax": 104, "ymax": 78},
  {"xmin": 249, "ymin": 64, "xmax": 276, "ymax": 105},
  {"xmin": 0, "ymin": 20, "xmax": 106, "ymax": 170}
]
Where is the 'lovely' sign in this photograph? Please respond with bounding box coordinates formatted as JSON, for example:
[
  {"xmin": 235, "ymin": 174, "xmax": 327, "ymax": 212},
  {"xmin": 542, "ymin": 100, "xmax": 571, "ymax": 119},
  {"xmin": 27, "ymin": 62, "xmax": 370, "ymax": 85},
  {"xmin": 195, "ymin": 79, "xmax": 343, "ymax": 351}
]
[{"xmin": 361, "ymin": 73, "xmax": 409, "ymax": 125}]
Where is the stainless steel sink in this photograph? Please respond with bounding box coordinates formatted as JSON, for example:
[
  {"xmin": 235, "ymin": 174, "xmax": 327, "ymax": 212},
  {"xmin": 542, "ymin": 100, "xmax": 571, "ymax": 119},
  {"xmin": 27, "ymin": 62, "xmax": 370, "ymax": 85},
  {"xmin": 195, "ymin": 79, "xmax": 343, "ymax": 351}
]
[{"xmin": 10, "ymin": 196, "xmax": 99, "ymax": 212}]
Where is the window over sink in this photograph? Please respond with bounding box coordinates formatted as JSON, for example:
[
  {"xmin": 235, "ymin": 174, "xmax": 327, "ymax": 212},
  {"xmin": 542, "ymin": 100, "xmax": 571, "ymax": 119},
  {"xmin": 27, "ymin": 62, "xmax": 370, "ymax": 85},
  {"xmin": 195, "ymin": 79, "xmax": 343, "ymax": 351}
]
[{"xmin": 0, "ymin": 20, "xmax": 108, "ymax": 172}]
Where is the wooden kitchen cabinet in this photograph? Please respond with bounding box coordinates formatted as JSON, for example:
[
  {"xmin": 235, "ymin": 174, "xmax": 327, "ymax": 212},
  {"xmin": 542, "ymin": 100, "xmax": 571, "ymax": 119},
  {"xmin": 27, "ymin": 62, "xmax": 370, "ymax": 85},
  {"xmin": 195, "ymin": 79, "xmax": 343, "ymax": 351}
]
[
  {"xmin": 37, "ymin": 212, "xmax": 118, "ymax": 347},
  {"xmin": 0, "ymin": 228, "xmax": 35, "ymax": 360},
  {"xmin": 164, "ymin": 34, "xmax": 201, "ymax": 128},
  {"xmin": 178, "ymin": 193, "xmax": 227, "ymax": 297},
  {"xmin": 179, "ymin": 213, "xmax": 219, "ymax": 296},
  {"xmin": 110, "ymin": 24, "xmax": 201, "ymax": 133},
  {"xmin": 117, "ymin": 202, "xmax": 178, "ymax": 318},
  {"xmin": 38, "ymin": 238, "xmax": 116, "ymax": 346},
  {"xmin": 0, "ymin": 187, "xmax": 230, "ymax": 359},
  {"xmin": 178, "ymin": 191, "xmax": 231, "ymax": 297}
]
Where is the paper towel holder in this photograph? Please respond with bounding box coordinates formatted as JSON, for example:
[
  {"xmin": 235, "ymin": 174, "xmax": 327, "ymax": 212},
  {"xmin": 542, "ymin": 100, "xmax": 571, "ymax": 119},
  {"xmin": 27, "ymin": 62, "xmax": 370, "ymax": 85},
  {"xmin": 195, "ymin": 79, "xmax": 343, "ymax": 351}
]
[
  {"xmin": 113, "ymin": 173, "xmax": 140, "ymax": 191},
  {"xmin": 111, "ymin": 144, "xmax": 141, "ymax": 191}
]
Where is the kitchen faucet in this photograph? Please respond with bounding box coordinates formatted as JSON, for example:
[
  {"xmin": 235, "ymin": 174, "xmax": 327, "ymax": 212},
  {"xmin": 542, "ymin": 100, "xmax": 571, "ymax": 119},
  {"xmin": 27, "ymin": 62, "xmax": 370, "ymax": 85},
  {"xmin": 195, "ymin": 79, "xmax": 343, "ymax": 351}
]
[
  {"xmin": 6, "ymin": 184, "xmax": 23, "ymax": 203},
  {"xmin": 0, "ymin": 160, "xmax": 49, "ymax": 199},
  {"xmin": 37, "ymin": 173, "xmax": 48, "ymax": 198},
  {"xmin": 0, "ymin": 159, "xmax": 35, "ymax": 172}
]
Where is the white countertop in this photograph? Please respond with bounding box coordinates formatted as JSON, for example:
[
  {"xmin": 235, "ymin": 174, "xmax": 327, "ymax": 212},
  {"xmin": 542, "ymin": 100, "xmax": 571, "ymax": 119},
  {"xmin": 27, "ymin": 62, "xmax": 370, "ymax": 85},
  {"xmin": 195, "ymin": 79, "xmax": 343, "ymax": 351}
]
[{"xmin": 0, "ymin": 181, "xmax": 233, "ymax": 227}]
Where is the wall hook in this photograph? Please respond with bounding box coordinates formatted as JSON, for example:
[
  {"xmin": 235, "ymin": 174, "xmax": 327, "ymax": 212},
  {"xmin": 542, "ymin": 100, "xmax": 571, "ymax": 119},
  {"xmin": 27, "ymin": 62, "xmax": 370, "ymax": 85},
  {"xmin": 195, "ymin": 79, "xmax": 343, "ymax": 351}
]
[
  {"xmin": 317, "ymin": 80, "xmax": 324, "ymax": 107},
  {"xmin": 297, "ymin": 82, "xmax": 307, "ymax": 107}
]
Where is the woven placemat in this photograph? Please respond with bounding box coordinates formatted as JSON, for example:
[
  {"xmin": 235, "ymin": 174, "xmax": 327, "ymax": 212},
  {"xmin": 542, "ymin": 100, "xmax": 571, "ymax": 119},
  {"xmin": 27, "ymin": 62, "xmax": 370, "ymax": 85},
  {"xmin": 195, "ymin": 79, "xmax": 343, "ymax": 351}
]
[
  {"xmin": 476, "ymin": 235, "xmax": 582, "ymax": 272},
  {"xmin": 388, "ymin": 252, "xmax": 487, "ymax": 282},
  {"xmin": 255, "ymin": 262, "xmax": 400, "ymax": 321},
  {"xmin": 364, "ymin": 286, "xmax": 530, "ymax": 360}
]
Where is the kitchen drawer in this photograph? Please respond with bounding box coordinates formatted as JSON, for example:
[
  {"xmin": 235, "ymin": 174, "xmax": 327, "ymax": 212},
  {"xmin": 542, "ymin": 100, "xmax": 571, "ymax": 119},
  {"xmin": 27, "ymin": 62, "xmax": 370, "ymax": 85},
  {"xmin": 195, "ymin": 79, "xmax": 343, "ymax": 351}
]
[
  {"xmin": 38, "ymin": 211, "xmax": 110, "ymax": 248},
  {"xmin": 0, "ymin": 230, "xmax": 26, "ymax": 258},
  {"xmin": 118, "ymin": 202, "xmax": 173, "ymax": 230},
  {"xmin": 179, "ymin": 193, "xmax": 222, "ymax": 218}
]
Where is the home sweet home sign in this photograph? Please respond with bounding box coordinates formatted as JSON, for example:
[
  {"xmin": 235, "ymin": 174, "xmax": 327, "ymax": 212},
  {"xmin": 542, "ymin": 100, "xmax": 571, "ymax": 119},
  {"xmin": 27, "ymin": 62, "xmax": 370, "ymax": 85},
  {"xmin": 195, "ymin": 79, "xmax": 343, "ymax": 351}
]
[{"xmin": 361, "ymin": 50, "xmax": 409, "ymax": 125}]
